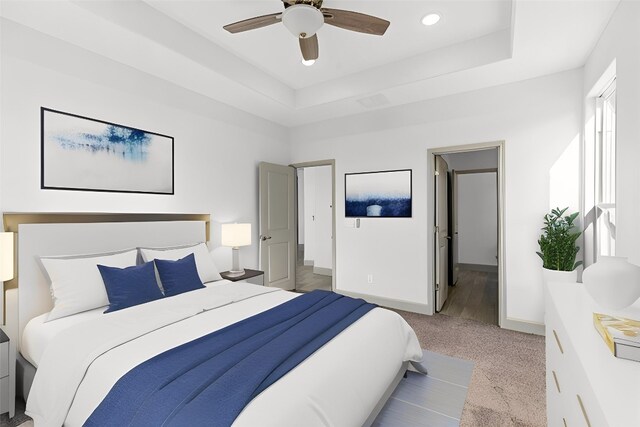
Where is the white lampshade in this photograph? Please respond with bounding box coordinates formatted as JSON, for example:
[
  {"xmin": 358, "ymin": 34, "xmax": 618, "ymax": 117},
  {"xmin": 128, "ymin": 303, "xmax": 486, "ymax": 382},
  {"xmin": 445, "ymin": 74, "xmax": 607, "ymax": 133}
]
[
  {"xmin": 281, "ymin": 4, "xmax": 324, "ymax": 38},
  {"xmin": 221, "ymin": 224, "xmax": 252, "ymax": 248},
  {"xmin": 0, "ymin": 232, "xmax": 14, "ymax": 281}
]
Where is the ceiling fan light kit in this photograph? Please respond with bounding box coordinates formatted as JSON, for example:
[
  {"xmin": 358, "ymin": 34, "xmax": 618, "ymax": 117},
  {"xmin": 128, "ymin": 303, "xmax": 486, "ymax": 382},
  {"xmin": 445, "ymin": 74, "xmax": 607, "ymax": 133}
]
[
  {"xmin": 282, "ymin": 4, "xmax": 324, "ymax": 38},
  {"xmin": 223, "ymin": 0, "xmax": 390, "ymax": 63}
]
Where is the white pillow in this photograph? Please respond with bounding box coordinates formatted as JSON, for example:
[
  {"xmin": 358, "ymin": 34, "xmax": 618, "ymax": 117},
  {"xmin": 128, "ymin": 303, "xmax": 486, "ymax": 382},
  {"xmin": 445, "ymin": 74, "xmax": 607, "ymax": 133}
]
[
  {"xmin": 139, "ymin": 243, "xmax": 222, "ymax": 283},
  {"xmin": 40, "ymin": 249, "xmax": 138, "ymax": 322}
]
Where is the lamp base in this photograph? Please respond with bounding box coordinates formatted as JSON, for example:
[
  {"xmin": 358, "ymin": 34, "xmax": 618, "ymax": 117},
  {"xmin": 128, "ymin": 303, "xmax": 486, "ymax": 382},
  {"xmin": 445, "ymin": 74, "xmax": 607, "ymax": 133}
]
[{"xmin": 225, "ymin": 269, "xmax": 246, "ymax": 278}]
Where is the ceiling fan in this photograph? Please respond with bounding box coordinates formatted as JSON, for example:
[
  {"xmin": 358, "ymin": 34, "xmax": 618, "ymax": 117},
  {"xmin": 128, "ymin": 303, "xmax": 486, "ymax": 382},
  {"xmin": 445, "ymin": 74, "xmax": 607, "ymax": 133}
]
[{"xmin": 223, "ymin": 0, "xmax": 390, "ymax": 62}]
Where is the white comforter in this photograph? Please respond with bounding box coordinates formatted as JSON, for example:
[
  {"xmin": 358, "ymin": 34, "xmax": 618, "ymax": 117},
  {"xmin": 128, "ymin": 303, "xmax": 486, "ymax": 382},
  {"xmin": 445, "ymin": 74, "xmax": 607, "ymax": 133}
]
[{"xmin": 26, "ymin": 282, "xmax": 422, "ymax": 427}]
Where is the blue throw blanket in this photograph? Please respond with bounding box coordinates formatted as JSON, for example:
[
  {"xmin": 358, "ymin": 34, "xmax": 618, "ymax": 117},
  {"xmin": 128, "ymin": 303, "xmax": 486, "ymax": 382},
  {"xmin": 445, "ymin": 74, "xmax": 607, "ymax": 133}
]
[{"xmin": 85, "ymin": 290, "xmax": 376, "ymax": 427}]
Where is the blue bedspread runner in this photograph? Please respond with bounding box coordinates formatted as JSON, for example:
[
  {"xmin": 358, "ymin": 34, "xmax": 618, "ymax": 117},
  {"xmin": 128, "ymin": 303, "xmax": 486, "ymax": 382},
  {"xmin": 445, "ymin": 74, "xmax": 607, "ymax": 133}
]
[{"xmin": 85, "ymin": 290, "xmax": 376, "ymax": 427}]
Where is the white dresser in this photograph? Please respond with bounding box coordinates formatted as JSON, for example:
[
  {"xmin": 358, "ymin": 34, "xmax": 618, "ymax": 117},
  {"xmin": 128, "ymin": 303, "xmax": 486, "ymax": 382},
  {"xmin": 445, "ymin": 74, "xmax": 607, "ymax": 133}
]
[{"xmin": 545, "ymin": 283, "xmax": 640, "ymax": 427}]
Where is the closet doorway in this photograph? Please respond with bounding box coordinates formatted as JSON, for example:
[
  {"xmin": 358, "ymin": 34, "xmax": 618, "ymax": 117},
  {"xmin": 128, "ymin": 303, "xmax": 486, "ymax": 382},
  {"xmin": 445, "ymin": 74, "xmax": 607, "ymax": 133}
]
[
  {"xmin": 428, "ymin": 143, "xmax": 504, "ymax": 326},
  {"xmin": 258, "ymin": 160, "xmax": 335, "ymax": 292},
  {"xmin": 294, "ymin": 161, "xmax": 335, "ymax": 293}
]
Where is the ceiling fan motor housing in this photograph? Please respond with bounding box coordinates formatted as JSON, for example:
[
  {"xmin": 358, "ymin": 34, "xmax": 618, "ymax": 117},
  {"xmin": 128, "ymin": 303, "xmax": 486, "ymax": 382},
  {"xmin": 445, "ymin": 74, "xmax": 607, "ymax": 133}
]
[{"xmin": 282, "ymin": 4, "xmax": 324, "ymax": 38}]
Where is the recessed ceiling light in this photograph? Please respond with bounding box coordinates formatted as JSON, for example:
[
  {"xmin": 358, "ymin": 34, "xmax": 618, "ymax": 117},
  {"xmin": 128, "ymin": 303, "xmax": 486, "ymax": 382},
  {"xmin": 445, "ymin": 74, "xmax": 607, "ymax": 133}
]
[
  {"xmin": 302, "ymin": 59, "xmax": 316, "ymax": 66},
  {"xmin": 422, "ymin": 13, "xmax": 441, "ymax": 26}
]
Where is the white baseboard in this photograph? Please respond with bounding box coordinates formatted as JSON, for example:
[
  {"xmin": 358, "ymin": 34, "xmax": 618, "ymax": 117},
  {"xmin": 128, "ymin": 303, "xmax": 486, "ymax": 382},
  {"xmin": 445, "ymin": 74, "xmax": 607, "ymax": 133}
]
[
  {"xmin": 458, "ymin": 263, "xmax": 498, "ymax": 272},
  {"xmin": 313, "ymin": 266, "xmax": 332, "ymax": 276},
  {"xmin": 501, "ymin": 317, "xmax": 545, "ymax": 336},
  {"xmin": 303, "ymin": 260, "xmax": 314, "ymax": 267},
  {"xmin": 336, "ymin": 289, "xmax": 430, "ymax": 315},
  {"xmin": 336, "ymin": 289, "xmax": 545, "ymax": 336}
]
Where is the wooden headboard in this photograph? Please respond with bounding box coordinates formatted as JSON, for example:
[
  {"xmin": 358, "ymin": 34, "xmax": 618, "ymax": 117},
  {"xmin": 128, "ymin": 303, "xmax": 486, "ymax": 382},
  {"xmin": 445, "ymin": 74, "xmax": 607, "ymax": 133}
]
[{"xmin": 2, "ymin": 213, "xmax": 210, "ymax": 349}]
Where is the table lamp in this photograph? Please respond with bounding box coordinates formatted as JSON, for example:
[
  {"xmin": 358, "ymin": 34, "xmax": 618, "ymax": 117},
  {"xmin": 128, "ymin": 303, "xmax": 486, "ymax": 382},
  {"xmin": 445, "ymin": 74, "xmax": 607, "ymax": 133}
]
[{"xmin": 221, "ymin": 224, "xmax": 251, "ymax": 277}]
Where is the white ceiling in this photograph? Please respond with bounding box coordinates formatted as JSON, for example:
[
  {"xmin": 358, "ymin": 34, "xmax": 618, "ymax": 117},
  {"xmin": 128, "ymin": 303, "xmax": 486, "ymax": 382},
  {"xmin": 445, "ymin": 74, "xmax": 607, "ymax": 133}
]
[
  {"xmin": 149, "ymin": 0, "xmax": 513, "ymax": 89},
  {"xmin": 0, "ymin": 0, "xmax": 620, "ymax": 127}
]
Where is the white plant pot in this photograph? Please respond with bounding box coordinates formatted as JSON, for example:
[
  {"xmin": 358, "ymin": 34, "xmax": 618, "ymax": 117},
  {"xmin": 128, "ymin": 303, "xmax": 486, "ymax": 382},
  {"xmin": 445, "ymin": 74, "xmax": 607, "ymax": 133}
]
[
  {"xmin": 542, "ymin": 267, "xmax": 578, "ymax": 285},
  {"xmin": 582, "ymin": 256, "xmax": 640, "ymax": 310}
]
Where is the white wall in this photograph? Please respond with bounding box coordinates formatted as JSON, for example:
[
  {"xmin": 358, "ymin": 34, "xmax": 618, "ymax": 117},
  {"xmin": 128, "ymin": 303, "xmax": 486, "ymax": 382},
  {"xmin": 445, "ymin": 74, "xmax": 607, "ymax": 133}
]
[
  {"xmin": 583, "ymin": 1, "xmax": 640, "ymax": 265},
  {"xmin": 291, "ymin": 69, "xmax": 582, "ymax": 325},
  {"xmin": 313, "ymin": 166, "xmax": 333, "ymax": 272},
  {"xmin": 0, "ymin": 20, "xmax": 290, "ymax": 272},
  {"xmin": 302, "ymin": 166, "xmax": 332, "ymax": 271},
  {"xmin": 303, "ymin": 168, "xmax": 317, "ymax": 263},
  {"xmin": 457, "ymin": 172, "xmax": 498, "ymax": 266}
]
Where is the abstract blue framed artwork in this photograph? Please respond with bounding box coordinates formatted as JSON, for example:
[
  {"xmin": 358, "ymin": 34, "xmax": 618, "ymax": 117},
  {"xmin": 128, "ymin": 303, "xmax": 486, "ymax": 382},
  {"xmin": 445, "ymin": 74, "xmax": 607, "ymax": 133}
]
[
  {"xmin": 345, "ymin": 169, "xmax": 412, "ymax": 218},
  {"xmin": 41, "ymin": 108, "xmax": 174, "ymax": 194}
]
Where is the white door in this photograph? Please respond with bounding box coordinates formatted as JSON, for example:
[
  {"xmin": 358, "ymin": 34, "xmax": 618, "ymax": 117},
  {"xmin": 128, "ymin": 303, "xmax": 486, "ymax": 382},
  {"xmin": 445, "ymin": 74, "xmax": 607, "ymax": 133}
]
[
  {"xmin": 452, "ymin": 171, "xmax": 459, "ymax": 285},
  {"xmin": 435, "ymin": 156, "xmax": 450, "ymax": 311},
  {"xmin": 259, "ymin": 162, "xmax": 296, "ymax": 290}
]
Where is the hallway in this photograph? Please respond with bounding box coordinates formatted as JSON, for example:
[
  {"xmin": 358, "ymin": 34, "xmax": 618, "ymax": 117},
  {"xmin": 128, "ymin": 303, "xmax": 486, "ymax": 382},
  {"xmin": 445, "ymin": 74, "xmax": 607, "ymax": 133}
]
[
  {"xmin": 295, "ymin": 245, "xmax": 332, "ymax": 292},
  {"xmin": 440, "ymin": 267, "xmax": 498, "ymax": 325}
]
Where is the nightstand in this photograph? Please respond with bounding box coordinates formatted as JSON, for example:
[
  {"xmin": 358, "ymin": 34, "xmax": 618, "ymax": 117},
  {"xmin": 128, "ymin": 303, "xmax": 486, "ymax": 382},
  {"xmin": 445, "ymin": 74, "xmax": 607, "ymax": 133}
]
[
  {"xmin": 0, "ymin": 327, "xmax": 15, "ymax": 418},
  {"xmin": 220, "ymin": 269, "xmax": 264, "ymax": 286}
]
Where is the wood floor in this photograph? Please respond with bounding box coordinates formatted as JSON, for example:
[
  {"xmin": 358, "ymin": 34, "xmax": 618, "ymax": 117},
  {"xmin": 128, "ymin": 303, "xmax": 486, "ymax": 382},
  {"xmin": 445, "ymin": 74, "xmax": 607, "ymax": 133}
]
[
  {"xmin": 295, "ymin": 245, "xmax": 332, "ymax": 293},
  {"xmin": 439, "ymin": 268, "xmax": 498, "ymax": 325}
]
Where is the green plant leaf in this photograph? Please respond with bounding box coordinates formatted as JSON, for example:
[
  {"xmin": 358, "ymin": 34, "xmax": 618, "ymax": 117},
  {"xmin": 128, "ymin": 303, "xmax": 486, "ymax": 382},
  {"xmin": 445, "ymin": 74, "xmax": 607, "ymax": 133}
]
[{"xmin": 537, "ymin": 207, "xmax": 583, "ymax": 271}]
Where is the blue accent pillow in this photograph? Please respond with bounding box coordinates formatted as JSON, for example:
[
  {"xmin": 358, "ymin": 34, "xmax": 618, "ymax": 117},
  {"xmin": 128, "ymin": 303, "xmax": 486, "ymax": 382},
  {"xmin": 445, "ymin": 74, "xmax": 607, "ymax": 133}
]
[
  {"xmin": 98, "ymin": 261, "xmax": 164, "ymax": 313},
  {"xmin": 154, "ymin": 253, "xmax": 205, "ymax": 297}
]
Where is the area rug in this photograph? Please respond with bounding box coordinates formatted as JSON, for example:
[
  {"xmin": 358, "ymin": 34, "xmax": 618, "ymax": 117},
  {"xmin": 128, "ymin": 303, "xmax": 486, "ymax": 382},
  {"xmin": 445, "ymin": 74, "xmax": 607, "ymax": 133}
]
[
  {"xmin": 396, "ymin": 311, "xmax": 546, "ymax": 426},
  {"xmin": 375, "ymin": 350, "xmax": 473, "ymax": 426}
]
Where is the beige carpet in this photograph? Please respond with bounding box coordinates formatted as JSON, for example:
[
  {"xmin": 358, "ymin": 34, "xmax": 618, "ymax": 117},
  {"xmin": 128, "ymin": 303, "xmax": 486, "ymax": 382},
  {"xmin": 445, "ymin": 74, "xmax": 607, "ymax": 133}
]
[{"xmin": 395, "ymin": 310, "xmax": 546, "ymax": 427}]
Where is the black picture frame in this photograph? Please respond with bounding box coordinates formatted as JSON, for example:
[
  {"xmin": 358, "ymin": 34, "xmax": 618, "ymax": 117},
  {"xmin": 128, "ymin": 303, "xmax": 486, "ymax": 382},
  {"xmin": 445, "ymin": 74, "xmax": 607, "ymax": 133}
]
[
  {"xmin": 345, "ymin": 169, "xmax": 412, "ymax": 218},
  {"xmin": 41, "ymin": 107, "xmax": 174, "ymax": 195}
]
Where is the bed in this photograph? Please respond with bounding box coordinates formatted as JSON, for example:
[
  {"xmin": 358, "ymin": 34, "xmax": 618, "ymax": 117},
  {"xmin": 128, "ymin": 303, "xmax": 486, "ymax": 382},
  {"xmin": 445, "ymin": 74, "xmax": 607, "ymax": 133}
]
[{"xmin": 4, "ymin": 214, "xmax": 423, "ymax": 427}]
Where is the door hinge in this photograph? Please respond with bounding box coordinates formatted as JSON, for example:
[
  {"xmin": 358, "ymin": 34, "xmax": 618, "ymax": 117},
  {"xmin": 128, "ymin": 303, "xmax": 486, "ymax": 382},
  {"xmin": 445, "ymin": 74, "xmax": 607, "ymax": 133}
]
[
  {"xmin": 436, "ymin": 283, "xmax": 440, "ymax": 291},
  {"xmin": 435, "ymin": 170, "xmax": 440, "ymax": 176},
  {"xmin": 434, "ymin": 226, "xmax": 439, "ymax": 234}
]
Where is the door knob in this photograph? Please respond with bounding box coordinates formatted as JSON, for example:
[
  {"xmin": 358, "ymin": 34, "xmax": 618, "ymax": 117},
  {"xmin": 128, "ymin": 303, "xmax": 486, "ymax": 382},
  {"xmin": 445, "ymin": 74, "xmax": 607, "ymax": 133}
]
[{"xmin": 260, "ymin": 235, "xmax": 272, "ymax": 241}]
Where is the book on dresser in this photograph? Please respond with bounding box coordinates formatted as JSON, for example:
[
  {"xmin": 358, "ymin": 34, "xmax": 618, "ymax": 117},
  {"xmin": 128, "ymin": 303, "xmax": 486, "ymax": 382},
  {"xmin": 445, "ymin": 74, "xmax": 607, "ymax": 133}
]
[{"xmin": 593, "ymin": 313, "xmax": 640, "ymax": 362}]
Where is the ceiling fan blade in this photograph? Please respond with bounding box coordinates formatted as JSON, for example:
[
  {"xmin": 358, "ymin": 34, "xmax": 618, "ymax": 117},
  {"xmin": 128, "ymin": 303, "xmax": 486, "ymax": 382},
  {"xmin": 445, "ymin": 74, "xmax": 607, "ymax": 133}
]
[
  {"xmin": 223, "ymin": 13, "xmax": 282, "ymax": 34},
  {"xmin": 322, "ymin": 8, "xmax": 390, "ymax": 36},
  {"xmin": 299, "ymin": 34, "xmax": 319, "ymax": 61}
]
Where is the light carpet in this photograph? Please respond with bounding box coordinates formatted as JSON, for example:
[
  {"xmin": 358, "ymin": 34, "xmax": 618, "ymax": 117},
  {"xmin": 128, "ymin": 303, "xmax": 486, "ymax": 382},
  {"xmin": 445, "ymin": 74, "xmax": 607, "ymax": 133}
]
[{"xmin": 396, "ymin": 310, "xmax": 546, "ymax": 427}]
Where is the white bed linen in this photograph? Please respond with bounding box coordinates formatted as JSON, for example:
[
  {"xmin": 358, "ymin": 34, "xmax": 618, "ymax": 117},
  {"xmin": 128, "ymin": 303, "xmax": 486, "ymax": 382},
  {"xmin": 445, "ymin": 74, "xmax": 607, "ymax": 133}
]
[
  {"xmin": 20, "ymin": 279, "xmax": 232, "ymax": 368},
  {"xmin": 22, "ymin": 307, "xmax": 105, "ymax": 368},
  {"xmin": 26, "ymin": 283, "xmax": 422, "ymax": 427}
]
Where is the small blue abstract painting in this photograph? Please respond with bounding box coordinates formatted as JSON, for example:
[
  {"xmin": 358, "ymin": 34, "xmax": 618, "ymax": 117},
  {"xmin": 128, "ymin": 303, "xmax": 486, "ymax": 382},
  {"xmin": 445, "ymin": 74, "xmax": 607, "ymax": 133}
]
[
  {"xmin": 41, "ymin": 108, "xmax": 174, "ymax": 194},
  {"xmin": 345, "ymin": 169, "xmax": 412, "ymax": 218}
]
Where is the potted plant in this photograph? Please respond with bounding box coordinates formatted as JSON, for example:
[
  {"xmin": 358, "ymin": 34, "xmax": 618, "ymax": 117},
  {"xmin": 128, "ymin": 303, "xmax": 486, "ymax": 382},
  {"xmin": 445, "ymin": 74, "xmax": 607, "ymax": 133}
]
[{"xmin": 537, "ymin": 207, "xmax": 582, "ymax": 283}]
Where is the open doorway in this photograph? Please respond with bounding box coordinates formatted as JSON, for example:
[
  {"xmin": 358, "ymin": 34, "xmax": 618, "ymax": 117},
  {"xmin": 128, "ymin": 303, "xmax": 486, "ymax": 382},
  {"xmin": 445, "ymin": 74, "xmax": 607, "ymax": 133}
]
[
  {"xmin": 430, "ymin": 145, "xmax": 502, "ymax": 326},
  {"xmin": 295, "ymin": 164, "xmax": 334, "ymax": 293},
  {"xmin": 258, "ymin": 161, "xmax": 335, "ymax": 292}
]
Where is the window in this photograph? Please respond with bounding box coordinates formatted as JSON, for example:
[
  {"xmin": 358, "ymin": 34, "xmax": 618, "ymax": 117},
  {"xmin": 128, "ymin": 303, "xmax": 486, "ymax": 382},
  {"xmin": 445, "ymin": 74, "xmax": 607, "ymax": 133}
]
[{"xmin": 594, "ymin": 79, "xmax": 616, "ymax": 257}]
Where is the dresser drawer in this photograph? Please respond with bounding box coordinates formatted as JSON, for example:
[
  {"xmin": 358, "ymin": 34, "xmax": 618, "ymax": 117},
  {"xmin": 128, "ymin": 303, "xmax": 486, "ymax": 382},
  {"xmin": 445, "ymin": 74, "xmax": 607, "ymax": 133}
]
[
  {"xmin": 546, "ymin": 368, "xmax": 566, "ymax": 427},
  {"xmin": 0, "ymin": 342, "xmax": 8, "ymax": 378},
  {"xmin": 0, "ymin": 376, "xmax": 8, "ymax": 413},
  {"xmin": 571, "ymin": 377, "xmax": 608, "ymax": 426},
  {"xmin": 548, "ymin": 365, "xmax": 583, "ymax": 427}
]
